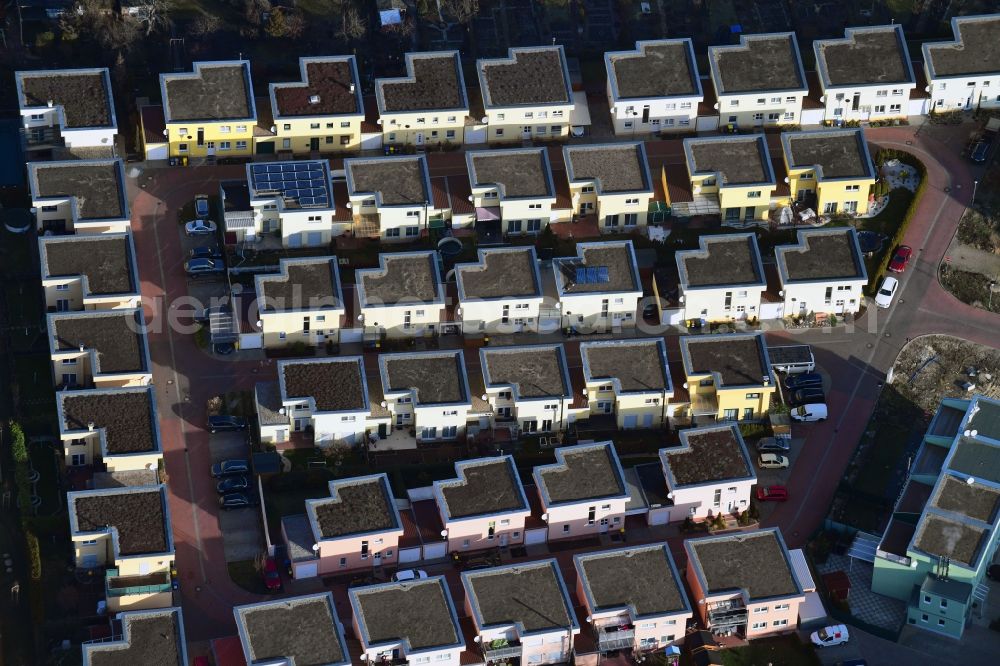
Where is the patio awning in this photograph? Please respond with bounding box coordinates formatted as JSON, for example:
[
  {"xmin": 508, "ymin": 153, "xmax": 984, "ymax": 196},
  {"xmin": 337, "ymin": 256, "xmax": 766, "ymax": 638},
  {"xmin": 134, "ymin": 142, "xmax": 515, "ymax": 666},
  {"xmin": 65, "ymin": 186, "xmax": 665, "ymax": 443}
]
[
  {"xmin": 847, "ymin": 531, "xmax": 881, "ymax": 564},
  {"xmin": 475, "ymin": 206, "xmax": 500, "ymax": 222}
]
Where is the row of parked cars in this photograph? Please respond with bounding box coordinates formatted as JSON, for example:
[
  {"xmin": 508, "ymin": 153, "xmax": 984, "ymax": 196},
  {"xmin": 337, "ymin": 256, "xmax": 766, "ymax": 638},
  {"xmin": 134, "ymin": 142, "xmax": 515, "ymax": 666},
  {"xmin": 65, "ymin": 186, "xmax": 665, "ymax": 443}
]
[
  {"xmin": 184, "ymin": 195, "xmax": 226, "ymax": 278},
  {"xmin": 207, "ymin": 415, "xmax": 254, "ymax": 509}
]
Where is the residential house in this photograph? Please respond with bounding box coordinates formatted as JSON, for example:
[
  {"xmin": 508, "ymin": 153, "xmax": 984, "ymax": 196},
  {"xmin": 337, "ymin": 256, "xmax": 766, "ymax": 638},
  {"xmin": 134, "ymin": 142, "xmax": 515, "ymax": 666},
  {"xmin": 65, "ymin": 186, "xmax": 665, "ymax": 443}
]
[
  {"xmin": 574, "ymin": 544, "xmax": 693, "ymax": 656},
  {"xmin": 814, "ymin": 25, "xmax": 916, "ymax": 123},
  {"xmin": 604, "ymin": 39, "xmax": 703, "ymax": 134},
  {"xmin": 295, "ymin": 474, "xmax": 404, "ymax": 577},
  {"xmin": 872, "ymin": 394, "xmax": 1000, "ymax": 638},
  {"xmin": 81, "ymin": 608, "xmax": 188, "ymax": 665},
  {"xmin": 378, "ymin": 349, "xmax": 474, "ymax": 442},
  {"xmin": 563, "ymin": 143, "xmax": 655, "ymax": 231},
  {"xmin": 39, "ymin": 233, "xmax": 141, "ymax": 312},
  {"xmin": 234, "ymin": 593, "xmax": 351, "ymax": 665},
  {"xmin": 47, "ymin": 309, "xmax": 151, "ymax": 389},
  {"xmin": 264, "ymin": 357, "xmax": 370, "ymax": 446},
  {"xmin": 552, "ymin": 241, "xmax": 643, "ymax": 331},
  {"xmin": 68, "ymin": 485, "xmax": 174, "ymax": 611},
  {"xmin": 268, "ymin": 55, "xmax": 365, "ymax": 154},
  {"xmin": 579, "ymin": 338, "xmax": 675, "ymax": 429},
  {"xmin": 685, "ymin": 528, "xmax": 805, "ymax": 638},
  {"xmin": 350, "ymin": 577, "xmax": 465, "ymax": 665},
  {"xmin": 15, "ymin": 67, "xmax": 117, "ymax": 153},
  {"xmin": 28, "ymin": 159, "xmax": 129, "ymax": 234},
  {"xmin": 344, "ymin": 155, "xmax": 436, "ymax": 240},
  {"xmin": 679, "ymin": 333, "xmax": 776, "ymax": 424},
  {"xmin": 160, "ymin": 61, "xmax": 256, "ymax": 159},
  {"xmin": 57, "ymin": 386, "xmax": 163, "ymax": 471},
  {"xmin": 922, "ymin": 14, "xmax": 1000, "ymax": 112},
  {"xmin": 660, "ymin": 423, "xmax": 757, "ymax": 521},
  {"xmin": 533, "ymin": 441, "xmax": 629, "ymax": 540},
  {"xmin": 434, "ymin": 456, "xmax": 531, "ymax": 552},
  {"xmin": 356, "ymin": 251, "xmax": 446, "ymax": 338},
  {"xmin": 708, "ymin": 33, "xmax": 808, "ymax": 128},
  {"xmin": 255, "ymin": 257, "xmax": 345, "ymax": 348},
  {"xmin": 680, "ymin": 135, "xmax": 777, "ymax": 223},
  {"xmin": 462, "ymin": 560, "xmax": 579, "ymax": 665},
  {"xmin": 454, "ymin": 246, "xmax": 545, "ymax": 334},
  {"xmin": 477, "ymin": 46, "xmax": 575, "ymax": 143},
  {"xmin": 780, "ymin": 128, "xmax": 877, "ymax": 216},
  {"xmin": 376, "ymin": 51, "xmax": 469, "ymax": 147},
  {"xmin": 675, "ymin": 233, "xmax": 766, "ymax": 323},
  {"xmin": 233, "ymin": 160, "xmax": 346, "ymax": 247},
  {"xmin": 466, "ymin": 148, "xmax": 558, "ymax": 236},
  {"xmin": 774, "ymin": 228, "xmax": 868, "ymax": 316},
  {"xmin": 480, "ymin": 344, "xmax": 574, "ymax": 435}
]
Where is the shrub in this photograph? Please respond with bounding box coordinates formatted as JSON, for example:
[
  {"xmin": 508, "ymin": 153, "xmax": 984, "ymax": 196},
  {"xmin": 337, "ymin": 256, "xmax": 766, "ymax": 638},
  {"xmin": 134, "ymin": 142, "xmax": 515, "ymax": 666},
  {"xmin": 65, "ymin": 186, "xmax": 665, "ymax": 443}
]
[
  {"xmin": 867, "ymin": 152, "xmax": 927, "ymax": 295},
  {"xmin": 35, "ymin": 31, "xmax": 55, "ymax": 48},
  {"xmin": 9, "ymin": 421, "xmax": 27, "ymax": 463},
  {"xmin": 24, "ymin": 527, "xmax": 41, "ymax": 581}
]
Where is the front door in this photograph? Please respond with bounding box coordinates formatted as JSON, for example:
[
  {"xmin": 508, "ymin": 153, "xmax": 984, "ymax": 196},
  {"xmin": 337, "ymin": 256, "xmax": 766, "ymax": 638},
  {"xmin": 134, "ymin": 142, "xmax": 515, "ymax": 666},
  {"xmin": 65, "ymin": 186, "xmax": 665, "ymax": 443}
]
[
  {"xmin": 581, "ymin": 202, "xmax": 594, "ymax": 212},
  {"xmin": 197, "ymin": 128, "xmax": 204, "ymax": 147},
  {"xmin": 310, "ymin": 137, "xmax": 320, "ymax": 151},
  {"xmin": 499, "ymin": 533, "xmax": 509, "ymax": 547},
  {"xmin": 522, "ymin": 126, "xmax": 532, "ymax": 139},
  {"xmin": 373, "ymin": 551, "xmax": 382, "ymax": 566},
  {"xmin": 206, "ymin": 141, "xmax": 216, "ymax": 156},
  {"xmin": 62, "ymin": 373, "xmax": 77, "ymax": 387},
  {"xmin": 599, "ymin": 518, "xmax": 610, "ymax": 533},
  {"xmin": 415, "ymin": 132, "xmax": 425, "ymax": 146},
  {"xmin": 276, "ymin": 429, "xmax": 288, "ymax": 442},
  {"xmin": 744, "ymin": 206, "xmax": 755, "ymax": 221}
]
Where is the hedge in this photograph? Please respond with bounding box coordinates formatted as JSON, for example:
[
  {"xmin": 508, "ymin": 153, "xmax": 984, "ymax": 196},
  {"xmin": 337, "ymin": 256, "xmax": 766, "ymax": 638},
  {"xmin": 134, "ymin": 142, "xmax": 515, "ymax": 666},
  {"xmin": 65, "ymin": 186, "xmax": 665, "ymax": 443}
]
[
  {"xmin": 867, "ymin": 150, "xmax": 928, "ymax": 295},
  {"xmin": 23, "ymin": 526, "xmax": 41, "ymax": 581},
  {"xmin": 9, "ymin": 420, "xmax": 27, "ymax": 464}
]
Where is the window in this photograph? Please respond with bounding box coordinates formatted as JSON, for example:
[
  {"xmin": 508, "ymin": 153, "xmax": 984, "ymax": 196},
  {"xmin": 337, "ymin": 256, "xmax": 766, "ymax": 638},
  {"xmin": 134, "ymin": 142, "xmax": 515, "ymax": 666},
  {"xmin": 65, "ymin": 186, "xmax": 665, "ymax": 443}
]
[
  {"xmin": 446, "ymin": 130, "xmax": 455, "ymax": 139},
  {"xmin": 61, "ymin": 358, "xmax": 77, "ymax": 365},
  {"xmin": 770, "ymin": 96, "xmax": 781, "ymax": 104},
  {"xmin": 507, "ymin": 220, "xmax": 522, "ymax": 233},
  {"xmin": 219, "ymin": 125, "xmax": 231, "ymax": 133},
  {"xmin": 524, "ymin": 111, "xmax": 533, "ymax": 119},
  {"xmin": 680, "ymin": 102, "xmax": 692, "ymax": 109},
  {"xmin": 339, "ymin": 557, "xmax": 347, "ymax": 567},
  {"xmin": 625, "ymin": 197, "xmax": 639, "ymax": 205},
  {"xmin": 874, "ymin": 105, "xmax": 886, "ymax": 113},
  {"xmin": 785, "ymin": 96, "xmax": 796, "ymax": 103},
  {"xmin": 442, "ymin": 425, "xmax": 457, "ymax": 438},
  {"xmin": 219, "ymin": 141, "xmax": 231, "ymax": 150},
  {"xmin": 774, "ymin": 603, "xmax": 790, "ymax": 611},
  {"xmin": 753, "ymin": 606, "xmax": 768, "ymax": 614},
  {"xmin": 527, "ymin": 203, "xmax": 542, "ymax": 209},
  {"xmin": 552, "ymin": 110, "xmax": 563, "ymax": 117},
  {"xmin": 495, "ymin": 128, "xmax": 504, "ymax": 137},
  {"xmin": 406, "ymin": 210, "xmax": 420, "ymax": 218},
  {"xmin": 326, "ymin": 137, "xmax": 334, "ymax": 144},
  {"xmin": 526, "ymin": 219, "xmax": 541, "ymax": 233},
  {"xmin": 582, "ymin": 185, "xmax": 595, "ymax": 193},
  {"xmin": 563, "ymin": 524, "xmax": 570, "ymax": 533},
  {"xmin": 385, "ymin": 228, "xmax": 400, "ymax": 237},
  {"xmin": 889, "ymin": 104, "xmax": 901, "ymax": 113},
  {"xmin": 772, "ymin": 619, "xmax": 788, "ymax": 627},
  {"xmin": 416, "ymin": 117, "xmax": 426, "ymax": 124},
  {"xmin": 713, "ymin": 489, "xmax": 722, "ymax": 508},
  {"xmin": 751, "ymin": 622, "xmax": 766, "ymax": 630},
  {"xmin": 405, "ymin": 226, "xmax": 419, "ymax": 237},
  {"xmin": 845, "ymin": 184, "xmax": 860, "ymax": 192},
  {"xmin": 178, "ymin": 143, "xmax": 188, "ymax": 153},
  {"xmin": 783, "ymin": 112, "xmax": 795, "ymax": 120},
  {"xmin": 921, "ymin": 614, "xmax": 928, "ymax": 622},
  {"xmin": 623, "ymin": 121, "xmax": 633, "ymax": 129},
  {"xmin": 56, "ymin": 283, "xmax": 70, "ymax": 291},
  {"xmin": 876, "ymin": 90, "xmax": 888, "ymax": 97},
  {"xmin": 236, "ymin": 125, "xmax": 247, "ymax": 133},
  {"xmin": 767, "ymin": 112, "xmax": 780, "ymax": 121},
  {"xmin": 753, "ymin": 113, "xmax": 764, "ymax": 120},
  {"xmin": 940, "ymin": 599, "xmax": 948, "ymax": 609},
  {"xmin": 723, "ymin": 408, "xmax": 738, "ymax": 421},
  {"xmin": 178, "ymin": 127, "xmax": 189, "ymax": 135},
  {"xmin": 747, "ymin": 191, "xmax": 761, "ymax": 199},
  {"xmin": 278, "ymin": 332, "xmax": 286, "ymax": 340},
  {"xmin": 756, "ymin": 98, "xmax": 766, "ymax": 105},
  {"xmin": 891, "ymin": 88, "xmax": 904, "ymax": 96},
  {"xmin": 496, "ymin": 113, "xmax": 505, "ymax": 121},
  {"xmin": 746, "ymin": 393, "xmax": 761, "ymax": 400},
  {"xmin": 938, "ymin": 619, "xmax": 946, "ymax": 627}
]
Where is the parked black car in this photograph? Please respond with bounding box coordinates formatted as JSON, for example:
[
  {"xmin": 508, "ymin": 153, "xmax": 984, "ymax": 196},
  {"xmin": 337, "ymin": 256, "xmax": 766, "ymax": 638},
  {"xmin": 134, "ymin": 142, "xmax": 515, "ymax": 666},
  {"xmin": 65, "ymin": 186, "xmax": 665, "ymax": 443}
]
[
  {"xmin": 216, "ymin": 475, "xmax": 249, "ymax": 494},
  {"xmin": 208, "ymin": 415, "xmax": 247, "ymax": 433},
  {"xmin": 756, "ymin": 436, "xmax": 792, "ymax": 453},
  {"xmin": 790, "ymin": 388, "xmax": 826, "ymax": 407},
  {"xmin": 784, "ymin": 372, "xmax": 823, "ymax": 391},
  {"xmin": 184, "ymin": 258, "xmax": 225, "ymax": 277},
  {"xmin": 190, "ymin": 245, "xmax": 223, "ymax": 260},
  {"xmin": 219, "ymin": 491, "xmax": 253, "ymax": 510},
  {"xmin": 211, "ymin": 459, "xmax": 250, "ymax": 477}
]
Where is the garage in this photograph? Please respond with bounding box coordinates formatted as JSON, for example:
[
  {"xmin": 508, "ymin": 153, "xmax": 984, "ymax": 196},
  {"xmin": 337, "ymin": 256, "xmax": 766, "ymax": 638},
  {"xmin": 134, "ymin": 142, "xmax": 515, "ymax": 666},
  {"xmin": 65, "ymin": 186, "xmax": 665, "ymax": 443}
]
[
  {"xmin": 398, "ymin": 546, "xmax": 422, "ymax": 564},
  {"xmin": 306, "ymin": 231, "xmax": 323, "ymax": 246},
  {"xmin": 623, "ymin": 415, "xmax": 637, "ymax": 429},
  {"xmin": 525, "ymin": 527, "xmax": 548, "ymax": 546},
  {"xmin": 294, "ymin": 562, "xmax": 318, "ymax": 579},
  {"xmin": 422, "ymin": 542, "xmax": 447, "ymax": 561}
]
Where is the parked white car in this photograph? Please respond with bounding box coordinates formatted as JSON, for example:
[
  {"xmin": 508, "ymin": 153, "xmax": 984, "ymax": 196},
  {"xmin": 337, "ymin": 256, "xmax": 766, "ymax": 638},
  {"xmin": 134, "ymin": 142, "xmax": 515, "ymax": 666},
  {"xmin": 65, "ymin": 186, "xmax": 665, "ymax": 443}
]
[
  {"xmin": 393, "ymin": 569, "xmax": 428, "ymax": 582},
  {"xmin": 811, "ymin": 624, "xmax": 850, "ymax": 647},
  {"xmin": 874, "ymin": 276, "xmax": 898, "ymax": 309},
  {"xmin": 791, "ymin": 403, "xmax": 828, "ymax": 422},
  {"xmin": 758, "ymin": 453, "xmax": 789, "ymax": 469},
  {"xmin": 185, "ymin": 219, "xmax": 217, "ymax": 236}
]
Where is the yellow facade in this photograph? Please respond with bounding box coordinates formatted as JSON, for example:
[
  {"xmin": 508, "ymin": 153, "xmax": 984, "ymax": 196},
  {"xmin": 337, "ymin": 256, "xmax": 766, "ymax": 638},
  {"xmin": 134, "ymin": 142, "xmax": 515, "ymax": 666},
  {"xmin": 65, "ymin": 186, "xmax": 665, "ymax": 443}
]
[
  {"xmin": 382, "ymin": 111, "xmax": 466, "ymax": 147},
  {"xmin": 160, "ymin": 61, "xmax": 257, "ymax": 159},
  {"xmin": 785, "ymin": 166, "xmax": 874, "ymax": 216},
  {"xmin": 685, "ymin": 371, "xmax": 775, "ymax": 421},
  {"xmin": 270, "ymin": 56, "xmax": 366, "ymax": 155},
  {"xmin": 376, "ymin": 51, "xmax": 469, "ymax": 148},
  {"xmin": 690, "ymin": 174, "xmax": 775, "ymax": 222}
]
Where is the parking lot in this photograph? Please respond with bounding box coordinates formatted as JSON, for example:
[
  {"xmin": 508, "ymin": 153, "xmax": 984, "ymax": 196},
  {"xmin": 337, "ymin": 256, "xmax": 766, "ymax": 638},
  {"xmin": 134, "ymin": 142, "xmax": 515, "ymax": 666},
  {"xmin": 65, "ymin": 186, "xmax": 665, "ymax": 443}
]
[{"xmin": 209, "ymin": 431, "xmax": 264, "ymax": 562}]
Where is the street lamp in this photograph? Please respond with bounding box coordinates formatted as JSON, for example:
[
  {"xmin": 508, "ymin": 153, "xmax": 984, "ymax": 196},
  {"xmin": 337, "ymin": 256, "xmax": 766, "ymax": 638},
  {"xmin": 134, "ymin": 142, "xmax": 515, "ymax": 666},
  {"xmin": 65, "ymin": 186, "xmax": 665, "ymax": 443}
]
[{"xmin": 972, "ymin": 179, "xmax": 979, "ymax": 204}]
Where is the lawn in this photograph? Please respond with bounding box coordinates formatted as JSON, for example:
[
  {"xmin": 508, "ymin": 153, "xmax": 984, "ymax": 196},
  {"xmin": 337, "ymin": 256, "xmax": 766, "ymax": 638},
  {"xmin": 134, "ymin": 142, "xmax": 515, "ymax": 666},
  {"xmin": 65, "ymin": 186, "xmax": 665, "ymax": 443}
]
[
  {"xmin": 719, "ymin": 634, "xmax": 820, "ymax": 666},
  {"xmin": 858, "ymin": 188, "xmax": 914, "ymax": 237}
]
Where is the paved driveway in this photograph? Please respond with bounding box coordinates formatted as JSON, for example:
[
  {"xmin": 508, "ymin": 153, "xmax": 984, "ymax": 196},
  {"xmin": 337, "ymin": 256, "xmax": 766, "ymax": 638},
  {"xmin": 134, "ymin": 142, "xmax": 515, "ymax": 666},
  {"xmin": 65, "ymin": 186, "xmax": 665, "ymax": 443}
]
[{"xmin": 209, "ymin": 432, "xmax": 263, "ymax": 563}]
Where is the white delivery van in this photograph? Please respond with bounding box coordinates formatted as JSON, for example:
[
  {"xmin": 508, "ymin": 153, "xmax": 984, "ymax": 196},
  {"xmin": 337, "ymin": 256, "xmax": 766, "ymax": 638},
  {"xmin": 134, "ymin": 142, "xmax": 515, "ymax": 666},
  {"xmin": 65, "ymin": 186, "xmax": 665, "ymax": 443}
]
[{"xmin": 791, "ymin": 403, "xmax": 827, "ymax": 422}]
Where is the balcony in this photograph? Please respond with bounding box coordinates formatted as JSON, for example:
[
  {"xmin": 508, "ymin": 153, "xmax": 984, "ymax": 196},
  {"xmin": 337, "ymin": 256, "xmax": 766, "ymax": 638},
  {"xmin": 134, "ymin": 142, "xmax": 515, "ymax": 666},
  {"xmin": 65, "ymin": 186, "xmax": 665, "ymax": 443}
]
[
  {"xmin": 483, "ymin": 638, "xmax": 523, "ymax": 661},
  {"xmin": 690, "ymin": 392, "xmax": 719, "ymax": 417},
  {"xmin": 707, "ymin": 599, "xmax": 747, "ymax": 631},
  {"xmin": 597, "ymin": 625, "xmax": 635, "ymax": 652},
  {"xmin": 104, "ymin": 569, "xmax": 171, "ymax": 597}
]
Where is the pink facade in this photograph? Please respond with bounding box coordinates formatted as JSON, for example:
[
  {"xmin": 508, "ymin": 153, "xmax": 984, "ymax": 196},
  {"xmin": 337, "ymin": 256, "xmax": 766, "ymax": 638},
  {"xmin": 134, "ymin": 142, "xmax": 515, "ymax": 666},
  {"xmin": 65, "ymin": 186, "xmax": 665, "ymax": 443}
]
[
  {"xmin": 573, "ymin": 577, "xmax": 688, "ymax": 652},
  {"xmin": 441, "ymin": 511, "xmax": 529, "ymax": 553},
  {"xmin": 315, "ymin": 530, "xmax": 402, "ymax": 575},
  {"xmin": 542, "ymin": 497, "xmax": 627, "ymax": 541}
]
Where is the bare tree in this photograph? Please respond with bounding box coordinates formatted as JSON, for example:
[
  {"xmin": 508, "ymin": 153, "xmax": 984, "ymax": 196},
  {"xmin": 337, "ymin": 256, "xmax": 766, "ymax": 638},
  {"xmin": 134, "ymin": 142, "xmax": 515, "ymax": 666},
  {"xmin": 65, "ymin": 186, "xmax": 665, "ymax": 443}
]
[
  {"xmin": 189, "ymin": 13, "xmax": 222, "ymax": 38},
  {"xmin": 341, "ymin": 3, "xmax": 367, "ymax": 41},
  {"xmin": 60, "ymin": 0, "xmax": 142, "ymax": 53},
  {"xmin": 441, "ymin": 0, "xmax": 479, "ymax": 25},
  {"xmin": 134, "ymin": 0, "xmax": 169, "ymax": 36}
]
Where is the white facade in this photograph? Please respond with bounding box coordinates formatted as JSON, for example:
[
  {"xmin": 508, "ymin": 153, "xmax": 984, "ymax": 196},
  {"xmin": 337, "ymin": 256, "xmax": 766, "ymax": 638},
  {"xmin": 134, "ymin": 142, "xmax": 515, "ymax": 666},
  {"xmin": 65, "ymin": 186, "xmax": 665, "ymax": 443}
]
[
  {"xmin": 356, "ymin": 251, "xmax": 446, "ymax": 338},
  {"xmin": 923, "ymin": 15, "xmax": 1000, "ymax": 112},
  {"xmin": 378, "ymin": 350, "xmax": 474, "ymax": 443},
  {"xmin": 276, "ymin": 358, "xmax": 370, "ymax": 446},
  {"xmin": 775, "ymin": 228, "xmax": 868, "ymax": 317},
  {"xmin": 344, "ymin": 155, "xmax": 435, "ymax": 242},
  {"xmin": 454, "ymin": 247, "xmax": 545, "ymax": 335},
  {"xmin": 675, "ymin": 233, "xmax": 767, "ymax": 323},
  {"xmin": 480, "ymin": 344, "xmax": 574, "ymax": 435},
  {"xmin": 709, "ymin": 33, "xmax": 809, "ymax": 128},
  {"xmin": 16, "ymin": 68, "xmax": 118, "ymax": 150},
  {"xmin": 814, "ymin": 26, "xmax": 916, "ymax": 122},
  {"xmin": 552, "ymin": 241, "xmax": 643, "ymax": 331},
  {"xmin": 604, "ymin": 39, "xmax": 703, "ymax": 134},
  {"xmin": 28, "ymin": 159, "xmax": 130, "ymax": 235}
]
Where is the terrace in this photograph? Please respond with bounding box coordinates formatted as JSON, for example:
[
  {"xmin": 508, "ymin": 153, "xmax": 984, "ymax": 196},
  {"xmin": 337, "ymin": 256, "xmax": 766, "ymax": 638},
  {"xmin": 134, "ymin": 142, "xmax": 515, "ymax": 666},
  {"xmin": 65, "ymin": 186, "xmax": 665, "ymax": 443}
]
[
  {"xmin": 380, "ymin": 351, "xmax": 469, "ymax": 405},
  {"xmin": 685, "ymin": 137, "xmax": 774, "ymax": 186},
  {"xmin": 554, "ymin": 242, "xmax": 640, "ymax": 295},
  {"xmin": 464, "ymin": 561, "xmax": 575, "ymax": 634},
  {"xmin": 468, "ymin": 149, "xmax": 554, "ymax": 199},
  {"xmin": 815, "ymin": 26, "xmax": 913, "ymax": 87},
  {"xmin": 681, "ymin": 334, "xmax": 771, "ymax": 388},
  {"xmin": 50, "ymin": 310, "xmax": 147, "ymax": 377},
  {"xmin": 358, "ymin": 252, "xmax": 441, "ymax": 306},
  {"xmin": 82, "ymin": 608, "xmax": 185, "ymax": 666},
  {"xmin": 257, "ymin": 259, "xmax": 342, "ymax": 312},
  {"xmin": 272, "ymin": 57, "xmax": 362, "ymax": 118},
  {"xmin": 345, "ymin": 157, "xmax": 430, "ymax": 207},
  {"xmin": 782, "ymin": 130, "xmax": 875, "ymax": 180},
  {"xmin": 577, "ymin": 545, "xmax": 688, "ymax": 617},
  {"xmin": 924, "ymin": 16, "xmax": 1000, "ymax": 78}
]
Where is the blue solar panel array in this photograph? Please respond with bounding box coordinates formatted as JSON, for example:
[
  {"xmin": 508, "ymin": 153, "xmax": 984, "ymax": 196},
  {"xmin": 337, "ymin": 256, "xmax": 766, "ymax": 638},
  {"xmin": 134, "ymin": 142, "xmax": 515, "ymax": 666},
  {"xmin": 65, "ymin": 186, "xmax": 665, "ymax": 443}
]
[
  {"xmin": 249, "ymin": 162, "xmax": 330, "ymax": 207},
  {"xmin": 573, "ymin": 266, "xmax": 610, "ymax": 284}
]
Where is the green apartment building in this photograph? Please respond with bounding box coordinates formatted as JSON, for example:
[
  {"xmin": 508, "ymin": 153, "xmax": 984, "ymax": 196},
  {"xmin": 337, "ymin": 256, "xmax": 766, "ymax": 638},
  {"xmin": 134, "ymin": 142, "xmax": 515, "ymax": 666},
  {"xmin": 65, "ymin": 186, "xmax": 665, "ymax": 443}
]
[{"xmin": 871, "ymin": 395, "xmax": 1000, "ymax": 639}]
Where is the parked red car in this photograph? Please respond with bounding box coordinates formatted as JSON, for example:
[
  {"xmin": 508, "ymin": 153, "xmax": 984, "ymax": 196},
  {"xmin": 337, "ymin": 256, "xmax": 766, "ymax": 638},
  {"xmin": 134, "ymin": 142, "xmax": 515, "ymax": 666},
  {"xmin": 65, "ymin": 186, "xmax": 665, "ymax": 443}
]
[
  {"xmin": 756, "ymin": 485, "xmax": 789, "ymax": 502},
  {"xmin": 262, "ymin": 557, "xmax": 281, "ymax": 591},
  {"xmin": 887, "ymin": 245, "xmax": 912, "ymax": 273}
]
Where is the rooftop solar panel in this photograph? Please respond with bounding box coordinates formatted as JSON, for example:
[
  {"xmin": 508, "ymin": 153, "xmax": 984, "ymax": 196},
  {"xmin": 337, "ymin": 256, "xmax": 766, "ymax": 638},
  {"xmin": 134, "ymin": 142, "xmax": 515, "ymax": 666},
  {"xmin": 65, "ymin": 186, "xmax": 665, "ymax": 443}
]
[{"xmin": 249, "ymin": 161, "xmax": 331, "ymax": 208}]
